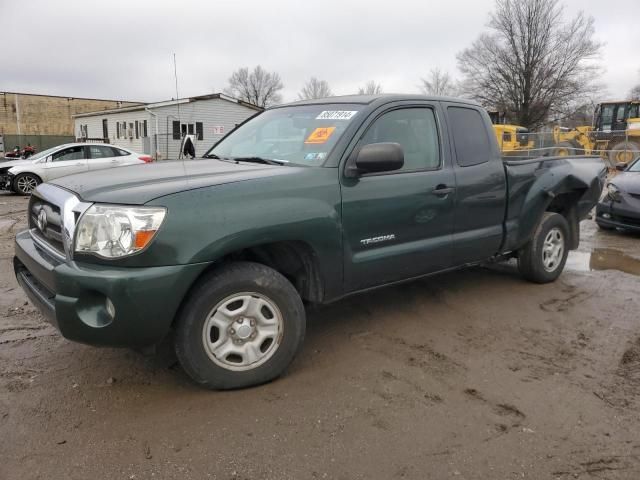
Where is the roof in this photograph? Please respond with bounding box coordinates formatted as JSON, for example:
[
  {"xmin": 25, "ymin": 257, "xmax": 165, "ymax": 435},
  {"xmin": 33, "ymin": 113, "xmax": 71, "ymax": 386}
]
[
  {"xmin": 73, "ymin": 93, "xmax": 262, "ymax": 118},
  {"xmin": 0, "ymin": 91, "xmax": 144, "ymax": 104},
  {"xmin": 276, "ymin": 93, "xmax": 480, "ymax": 108},
  {"xmin": 598, "ymin": 100, "xmax": 640, "ymax": 105}
]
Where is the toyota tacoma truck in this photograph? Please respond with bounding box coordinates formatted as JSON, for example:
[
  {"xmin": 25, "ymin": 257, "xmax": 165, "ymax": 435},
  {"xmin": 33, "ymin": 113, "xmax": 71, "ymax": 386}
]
[{"xmin": 14, "ymin": 95, "xmax": 606, "ymax": 389}]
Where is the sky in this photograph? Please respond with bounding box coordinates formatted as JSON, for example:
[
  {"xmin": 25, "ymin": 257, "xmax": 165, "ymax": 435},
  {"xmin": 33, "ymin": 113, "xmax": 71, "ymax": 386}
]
[{"xmin": 1, "ymin": 0, "xmax": 638, "ymax": 104}]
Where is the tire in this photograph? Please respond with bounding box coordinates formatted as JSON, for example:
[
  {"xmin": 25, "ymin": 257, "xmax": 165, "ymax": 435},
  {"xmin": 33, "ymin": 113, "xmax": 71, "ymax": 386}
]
[
  {"xmin": 553, "ymin": 142, "xmax": 576, "ymax": 157},
  {"xmin": 609, "ymin": 141, "xmax": 640, "ymax": 166},
  {"xmin": 174, "ymin": 261, "xmax": 306, "ymax": 390},
  {"xmin": 13, "ymin": 173, "xmax": 41, "ymax": 195},
  {"xmin": 518, "ymin": 212, "xmax": 570, "ymax": 284}
]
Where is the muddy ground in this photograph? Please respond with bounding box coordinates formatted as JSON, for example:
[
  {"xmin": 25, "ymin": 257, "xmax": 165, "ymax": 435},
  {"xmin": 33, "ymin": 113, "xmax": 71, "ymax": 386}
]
[{"xmin": 1, "ymin": 191, "xmax": 639, "ymax": 480}]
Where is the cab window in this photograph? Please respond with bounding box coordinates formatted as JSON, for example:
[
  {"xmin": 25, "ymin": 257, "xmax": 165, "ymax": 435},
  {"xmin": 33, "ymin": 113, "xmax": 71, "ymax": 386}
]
[{"xmin": 359, "ymin": 107, "xmax": 440, "ymax": 172}]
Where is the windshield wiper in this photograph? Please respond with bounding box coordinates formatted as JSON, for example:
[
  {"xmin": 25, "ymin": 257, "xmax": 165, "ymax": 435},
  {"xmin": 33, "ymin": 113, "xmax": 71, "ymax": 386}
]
[
  {"xmin": 202, "ymin": 153, "xmax": 222, "ymax": 159},
  {"xmin": 231, "ymin": 156, "xmax": 287, "ymax": 166}
]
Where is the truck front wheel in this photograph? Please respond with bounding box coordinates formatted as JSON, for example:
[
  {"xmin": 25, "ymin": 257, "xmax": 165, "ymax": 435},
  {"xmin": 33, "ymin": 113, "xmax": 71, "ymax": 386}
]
[
  {"xmin": 174, "ymin": 261, "xmax": 306, "ymax": 390},
  {"xmin": 518, "ymin": 212, "xmax": 570, "ymax": 284}
]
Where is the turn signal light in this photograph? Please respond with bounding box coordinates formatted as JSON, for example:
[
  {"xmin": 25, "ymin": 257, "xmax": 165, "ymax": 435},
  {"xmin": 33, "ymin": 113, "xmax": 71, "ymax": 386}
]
[{"xmin": 134, "ymin": 230, "xmax": 157, "ymax": 249}]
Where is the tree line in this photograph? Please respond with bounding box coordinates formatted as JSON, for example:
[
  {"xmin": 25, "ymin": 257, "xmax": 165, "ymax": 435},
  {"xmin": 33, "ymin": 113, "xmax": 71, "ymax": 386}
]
[{"xmin": 223, "ymin": 0, "xmax": 636, "ymax": 130}]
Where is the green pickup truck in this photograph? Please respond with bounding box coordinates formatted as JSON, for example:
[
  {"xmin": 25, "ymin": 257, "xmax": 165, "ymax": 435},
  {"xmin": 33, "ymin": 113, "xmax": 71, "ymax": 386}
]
[{"xmin": 14, "ymin": 94, "xmax": 605, "ymax": 389}]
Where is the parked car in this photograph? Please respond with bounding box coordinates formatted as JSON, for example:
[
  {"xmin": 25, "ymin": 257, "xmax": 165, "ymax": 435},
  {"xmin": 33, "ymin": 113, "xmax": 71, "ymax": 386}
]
[
  {"xmin": 595, "ymin": 156, "xmax": 640, "ymax": 232},
  {"xmin": 14, "ymin": 94, "xmax": 605, "ymax": 390},
  {"xmin": 0, "ymin": 143, "xmax": 152, "ymax": 195}
]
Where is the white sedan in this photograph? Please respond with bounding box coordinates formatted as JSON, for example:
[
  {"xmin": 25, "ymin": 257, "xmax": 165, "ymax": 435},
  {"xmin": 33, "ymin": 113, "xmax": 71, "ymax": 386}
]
[{"xmin": 0, "ymin": 143, "xmax": 153, "ymax": 195}]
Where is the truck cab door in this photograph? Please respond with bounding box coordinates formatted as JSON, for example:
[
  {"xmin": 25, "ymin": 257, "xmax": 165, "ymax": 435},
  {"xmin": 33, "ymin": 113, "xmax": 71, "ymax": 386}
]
[{"xmin": 340, "ymin": 104, "xmax": 456, "ymax": 292}]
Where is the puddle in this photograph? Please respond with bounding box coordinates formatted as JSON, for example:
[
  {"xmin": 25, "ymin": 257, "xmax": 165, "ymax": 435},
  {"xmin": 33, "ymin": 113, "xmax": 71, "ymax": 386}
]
[{"xmin": 566, "ymin": 249, "xmax": 640, "ymax": 276}]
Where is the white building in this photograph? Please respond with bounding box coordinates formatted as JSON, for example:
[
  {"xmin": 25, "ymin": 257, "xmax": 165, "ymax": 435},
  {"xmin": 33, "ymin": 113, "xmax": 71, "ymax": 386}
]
[{"xmin": 73, "ymin": 93, "xmax": 261, "ymax": 160}]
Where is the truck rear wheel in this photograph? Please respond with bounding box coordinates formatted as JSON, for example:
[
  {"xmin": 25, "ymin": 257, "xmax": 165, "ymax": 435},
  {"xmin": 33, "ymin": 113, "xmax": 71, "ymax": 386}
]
[
  {"xmin": 174, "ymin": 261, "xmax": 306, "ymax": 390},
  {"xmin": 518, "ymin": 212, "xmax": 569, "ymax": 284}
]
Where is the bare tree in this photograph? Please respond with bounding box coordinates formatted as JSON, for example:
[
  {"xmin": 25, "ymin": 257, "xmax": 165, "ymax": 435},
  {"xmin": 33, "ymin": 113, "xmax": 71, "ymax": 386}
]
[
  {"xmin": 298, "ymin": 77, "xmax": 333, "ymax": 100},
  {"xmin": 630, "ymin": 72, "xmax": 640, "ymax": 100},
  {"xmin": 419, "ymin": 68, "xmax": 457, "ymax": 96},
  {"xmin": 357, "ymin": 81, "xmax": 383, "ymax": 95},
  {"xmin": 223, "ymin": 65, "xmax": 284, "ymax": 108},
  {"xmin": 457, "ymin": 0, "xmax": 602, "ymax": 129}
]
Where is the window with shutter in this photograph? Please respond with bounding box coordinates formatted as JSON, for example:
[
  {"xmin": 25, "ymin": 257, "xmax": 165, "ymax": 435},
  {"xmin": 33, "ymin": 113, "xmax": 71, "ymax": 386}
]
[
  {"xmin": 116, "ymin": 122, "xmax": 120, "ymax": 139},
  {"xmin": 172, "ymin": 121, "xmax": 180, "ymax": 140},
  {"xmin": 187, "ymin": 123, "xmax": 194, "ymax": 135},
  {"xmin": 135, "ymin": 121, "xmax": 139, "ymax": 139},
  {"xmin": 143, "ymin": 120, "xmax": 148, "ymax": 137},
  {"xmin": 196, "ymin": 122, "xmax": 203, "ymax": 140}
]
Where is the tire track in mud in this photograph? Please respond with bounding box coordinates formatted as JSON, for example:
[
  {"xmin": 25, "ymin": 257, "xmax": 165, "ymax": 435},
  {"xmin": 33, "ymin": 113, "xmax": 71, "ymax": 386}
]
[
  {"xmin": 463, "ymin": 387, "xmax": 527, "ymax": 440},
  {"xmin": 351, "ymin": 330, "xmax": 462, "ymax": 375}
]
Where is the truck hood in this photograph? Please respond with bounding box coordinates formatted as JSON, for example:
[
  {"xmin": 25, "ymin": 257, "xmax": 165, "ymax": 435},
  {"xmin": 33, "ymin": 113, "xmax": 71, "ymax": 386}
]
[{"xmin": 51, "ymin": 159, "xmax": 302, "ymax": 204}]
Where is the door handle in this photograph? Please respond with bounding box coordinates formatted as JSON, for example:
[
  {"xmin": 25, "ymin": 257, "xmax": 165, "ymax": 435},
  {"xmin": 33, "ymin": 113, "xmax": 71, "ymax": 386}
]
[
  {"xmin": 75, "ymin": 162, "xmax": 84, "ymax": 166},
  {"xmin": 432, "ymin": 185, "xmax": 455, "ymax": 197}
]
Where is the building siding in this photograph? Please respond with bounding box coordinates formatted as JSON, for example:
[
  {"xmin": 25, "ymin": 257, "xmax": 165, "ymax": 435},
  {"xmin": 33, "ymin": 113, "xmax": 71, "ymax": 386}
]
[{"xmin": 74, "ymin": 98, "xmax": 258, "ymax": 159}]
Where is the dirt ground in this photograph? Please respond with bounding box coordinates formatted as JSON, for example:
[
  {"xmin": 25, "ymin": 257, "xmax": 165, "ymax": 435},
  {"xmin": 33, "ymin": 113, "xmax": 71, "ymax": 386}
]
[{"xmin": 1, "ymin": 190, "xmax": 640, "ymax": 480}]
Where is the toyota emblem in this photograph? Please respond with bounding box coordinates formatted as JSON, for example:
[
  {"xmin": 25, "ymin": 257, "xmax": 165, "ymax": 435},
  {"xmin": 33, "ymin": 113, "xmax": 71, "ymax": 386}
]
[{"xmin": 37, "ymin": 208, "xmax": 47, "ymax": 232}]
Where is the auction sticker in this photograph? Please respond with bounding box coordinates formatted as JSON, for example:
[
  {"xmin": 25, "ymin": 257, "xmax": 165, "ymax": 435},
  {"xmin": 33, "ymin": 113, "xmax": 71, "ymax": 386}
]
[
  {"xmin": 316, "ymin": 111, "xmax": 358, "ymax": 120},
  {"xmin": 305, "ymin": 127, "xmax": 336, "ymax": 144},
  {"xmin": 304, "ymin": 152, "xmax": 327, "ymax": 161}
]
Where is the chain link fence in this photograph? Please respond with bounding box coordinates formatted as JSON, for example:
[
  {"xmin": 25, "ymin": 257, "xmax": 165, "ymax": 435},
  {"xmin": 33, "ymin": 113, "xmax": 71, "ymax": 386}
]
[{"xmin": 497, "ymin": 128, "xmax": 640, "ymax": 167}]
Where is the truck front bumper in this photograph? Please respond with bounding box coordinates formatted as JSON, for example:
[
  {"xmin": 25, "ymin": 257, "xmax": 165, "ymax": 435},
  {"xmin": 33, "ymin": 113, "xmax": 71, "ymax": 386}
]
[{"xmin": 14, "ymin": 229, "xmax": 209, "ymax": 348}]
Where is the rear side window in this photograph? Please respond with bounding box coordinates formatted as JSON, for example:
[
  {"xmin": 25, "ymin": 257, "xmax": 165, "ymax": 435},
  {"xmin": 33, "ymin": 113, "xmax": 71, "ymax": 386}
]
[{"xmin": 448, "ymin": 107, "xmax": 491, "ymax": 167}]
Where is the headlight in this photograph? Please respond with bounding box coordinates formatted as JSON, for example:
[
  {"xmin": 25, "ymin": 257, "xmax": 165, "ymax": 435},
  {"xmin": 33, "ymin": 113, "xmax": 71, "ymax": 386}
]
[
  {"xmin": 75, "ymin": 204, "xmax": 166, "ymax": 258},
  {"xmin": 607, "ymin": 183, "xmax": 621, "ymax": 202}
]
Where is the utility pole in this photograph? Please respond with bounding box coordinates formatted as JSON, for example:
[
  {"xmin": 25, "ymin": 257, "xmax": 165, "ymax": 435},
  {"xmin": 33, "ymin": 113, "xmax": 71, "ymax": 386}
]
[{"xmin": 14, "ymin": 94, "xmax": 21, "ymax": 136}]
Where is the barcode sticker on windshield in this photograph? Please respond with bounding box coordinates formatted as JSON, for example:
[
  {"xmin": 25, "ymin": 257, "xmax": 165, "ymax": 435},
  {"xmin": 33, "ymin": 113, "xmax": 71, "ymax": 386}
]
[{"xmin": 316, "ymin": 111, "xmax": 358, "ymax": 120}]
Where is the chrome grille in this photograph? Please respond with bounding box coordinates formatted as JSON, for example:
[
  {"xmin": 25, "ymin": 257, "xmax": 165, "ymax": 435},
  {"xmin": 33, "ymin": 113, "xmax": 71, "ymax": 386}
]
[
  {"xmin": 27, "ymin": 184, "xmax": 92, "ymax": 261},
  {"xmin": 29, "ymin": 195, "xmax": 65, "ymax": 254}
]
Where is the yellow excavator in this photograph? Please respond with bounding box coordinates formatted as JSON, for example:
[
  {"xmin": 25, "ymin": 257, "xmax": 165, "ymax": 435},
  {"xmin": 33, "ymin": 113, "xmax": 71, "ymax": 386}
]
[
  {"xmin": 488, "ymin": 111, "xmax": 536, "ymax": 154},
  {"xmin": 553, "ymin": 100, "xmax": 640, "ymax": 165}
]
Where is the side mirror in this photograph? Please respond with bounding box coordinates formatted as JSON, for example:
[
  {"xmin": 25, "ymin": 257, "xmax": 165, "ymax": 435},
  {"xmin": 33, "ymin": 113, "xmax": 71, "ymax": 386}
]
[
  {"xmin": 346, "ymin": 142, "xmax": 404, "ymax": 177},
  {"xmin": 615, "ymin": 162, "xmax": 627, "ymax": 171}
]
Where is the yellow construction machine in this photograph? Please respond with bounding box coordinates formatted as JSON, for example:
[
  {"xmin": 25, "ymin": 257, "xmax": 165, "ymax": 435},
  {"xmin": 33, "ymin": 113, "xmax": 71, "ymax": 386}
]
[
  {"xmin": 553, "ymin": 100, "xmax": 640, "ymax": 165},
  {"xmin": 487, "ymin": 111, "xmax": 536, "ymax": 154}
]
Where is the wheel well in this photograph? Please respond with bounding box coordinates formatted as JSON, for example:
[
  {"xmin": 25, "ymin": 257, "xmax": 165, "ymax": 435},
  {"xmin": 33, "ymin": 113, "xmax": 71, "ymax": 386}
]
[
  {"xmin": 197, "ymin": 241, "xmax": 324, "ymax": 304},
  {"xmin": 546, "ymin": 191, "xmax": 581, "ymax": 249}
]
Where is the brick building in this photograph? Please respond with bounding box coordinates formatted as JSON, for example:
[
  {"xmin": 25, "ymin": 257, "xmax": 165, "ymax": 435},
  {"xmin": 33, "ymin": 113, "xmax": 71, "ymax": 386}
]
[{"xmin": 0, "ymin": 91, "xmax": 142, "ymax": 136}]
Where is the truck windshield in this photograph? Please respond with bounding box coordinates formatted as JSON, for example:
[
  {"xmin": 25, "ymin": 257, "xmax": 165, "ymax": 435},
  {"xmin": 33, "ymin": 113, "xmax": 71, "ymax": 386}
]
[{"xmin": 204, "ymin": 104, "xmax": 363, "ymax": 166}]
